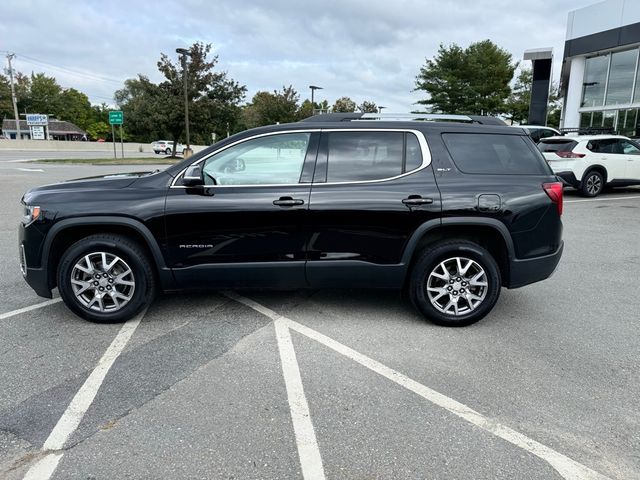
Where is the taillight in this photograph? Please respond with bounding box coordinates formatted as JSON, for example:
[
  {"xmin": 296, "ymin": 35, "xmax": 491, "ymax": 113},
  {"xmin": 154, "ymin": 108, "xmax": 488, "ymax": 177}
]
[
  {"xmin": 543, "ymin": 182, "xmax": 563, "ymax": 215},
  {"xmin": 555, "ymin": 151, "xmax": 585, "ymax": 158}
]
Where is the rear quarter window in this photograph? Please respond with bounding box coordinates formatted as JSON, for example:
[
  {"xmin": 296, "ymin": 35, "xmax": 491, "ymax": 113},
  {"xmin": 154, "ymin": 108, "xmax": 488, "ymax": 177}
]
[{"xmin": 442, "ymin": 133, "xmax": 548, "ymax": 175}]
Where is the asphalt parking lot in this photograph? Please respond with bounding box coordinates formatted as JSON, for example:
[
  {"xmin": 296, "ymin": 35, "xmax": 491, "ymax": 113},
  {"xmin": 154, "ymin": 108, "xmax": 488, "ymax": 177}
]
[{"xmin": 1, "ymin": 159, "xmax": 639, "ymax": 479}]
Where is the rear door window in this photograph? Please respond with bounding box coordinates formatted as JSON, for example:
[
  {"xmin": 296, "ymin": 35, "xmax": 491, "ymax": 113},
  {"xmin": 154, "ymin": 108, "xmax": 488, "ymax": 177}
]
[
  {"xmin": 324, "ymin": 131, "xmax": 405, "ymax": 182},
  {"xmin": 588, "ymin": 138, "xmax": 624, "ymax": 154},
  {"xmin": 443, "ymin": 133, "xmax": 548, "ymax": 175}
]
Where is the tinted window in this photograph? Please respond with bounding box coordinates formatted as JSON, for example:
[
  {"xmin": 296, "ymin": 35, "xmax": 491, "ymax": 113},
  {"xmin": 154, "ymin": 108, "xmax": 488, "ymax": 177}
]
[
  {"xmin": 443, "ymin": 133, "xmax": 547, "ymax": 175},
  {"xmin": 540, "ymin": 129, "xmax": 557, "ymax": 139},
  {"xmin": 538, "ymin": 139, "xmax": 577, "ymax": 153},
  {"xmin": 405, "ymin": 133, "xmax": 423, "ymax": 172},
  {"xmin": 203, "ymin": 133, "xmax": 310, "ymax": 185},
  {"xmin": 326, "ymin": 132, "xmax": 404, "ymax": 182},
  {"xmin": 588, "ymin": 139, "xmax": 624, "ymax": 154},
  {"xmin": 525, "ymin": 128, "xmax": 542, "ymax": 142}
]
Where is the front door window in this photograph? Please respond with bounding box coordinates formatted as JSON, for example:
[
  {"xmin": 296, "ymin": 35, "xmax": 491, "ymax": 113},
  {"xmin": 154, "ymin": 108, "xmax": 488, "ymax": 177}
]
[{"xmin": 202, "ymin": 132, "xmax": 311, "ymax": 186}]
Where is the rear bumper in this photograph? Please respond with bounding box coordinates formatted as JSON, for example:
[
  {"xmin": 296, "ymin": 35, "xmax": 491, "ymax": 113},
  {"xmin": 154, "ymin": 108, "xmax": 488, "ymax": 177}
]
[
  {"xmin": 555, "ymin": 171, "xmax": 579, "ymax": 188},
  {"xmin": 506, "ymin": 241, "xmax": 564, "ymax": 289}
]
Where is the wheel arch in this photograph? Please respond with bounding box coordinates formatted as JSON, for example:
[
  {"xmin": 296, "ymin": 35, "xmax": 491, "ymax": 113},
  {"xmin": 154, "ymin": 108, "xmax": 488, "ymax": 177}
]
[
  {"xmin": 401, "ymin": 218, "xmax": 514, "ymax": 287},
  {"xmin": 581, "ymin": 164, "xmax": 608, "ymax": 184},
  {"xmin": 43, "ymin": 217, "xmax": 173, "ymax": 291}
]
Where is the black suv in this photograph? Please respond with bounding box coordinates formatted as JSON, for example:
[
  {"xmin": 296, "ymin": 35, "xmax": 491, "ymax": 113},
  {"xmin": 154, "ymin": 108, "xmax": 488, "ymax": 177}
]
[{"xmin": 19, "ymin": 113, "xmax": 564, "ymax": 326}]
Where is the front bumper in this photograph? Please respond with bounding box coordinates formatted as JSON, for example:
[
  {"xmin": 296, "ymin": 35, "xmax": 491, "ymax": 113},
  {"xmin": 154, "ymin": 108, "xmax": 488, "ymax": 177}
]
[
  {"xmin": 19, "ymin": 222, "xmax": 53, "ymax": 298},
  {"xmin": 506, "ymin": 241, "xmax": 564, "ymax": 289},
  {"xmin": 23, "ymin": 267, "xmax": 52, "ymax": 298}
]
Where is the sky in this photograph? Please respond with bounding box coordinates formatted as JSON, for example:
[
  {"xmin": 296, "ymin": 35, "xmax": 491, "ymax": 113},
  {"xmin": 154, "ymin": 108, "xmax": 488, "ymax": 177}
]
[{"xmin": 0, "ymin": 0, "xmax": 593, "ymax": 111}]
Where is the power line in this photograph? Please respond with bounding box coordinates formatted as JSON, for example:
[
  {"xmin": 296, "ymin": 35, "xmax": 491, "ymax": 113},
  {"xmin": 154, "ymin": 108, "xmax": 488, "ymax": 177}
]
[{"xmin": 15, "ymin": 54, "xmax": 125, "ymax": 85}]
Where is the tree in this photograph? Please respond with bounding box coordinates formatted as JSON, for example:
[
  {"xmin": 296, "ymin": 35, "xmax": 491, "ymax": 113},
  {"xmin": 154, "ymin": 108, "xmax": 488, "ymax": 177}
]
[
  {"xmin": 0, "ymin": 75, "xmax": 13, "ymax": 120},
  {"xmin": 359, "ymin": 100, "xmax": 378, "ymax": 113},
  {"xmin": 85, "ymin": 121, "xmax": 110, "ymax": 140},
  {"xmin": 58, "ymin": 88, "xmax": 94, "ymax": 130},
  {"xmin": 116, "ymin": 42, "xmax": 246, "ymax": 150},
  {"xmin": 504, "ymin": 68, "xmax": 532, "ymax": 124},
  {"xmin": 241, "ymin": 85, "xmax": 299, "ymax": 128},
  {"xmin": 332, "ymin": 97, "xmax": 357, "ymax": 113},
  {"xmin": 415, "ymin": 40, "xmax": 516, "ymax": 115},
  {"xmin": 504, "ymin": 68, "xmax": 562, "ymax": 127},
  {"xmin": 28, "ymin": 73, "xmax": 63, "ymax": 115},
  {"xmin": 297, "ymin": 99, "xmax": 314, "ymax": 119}
]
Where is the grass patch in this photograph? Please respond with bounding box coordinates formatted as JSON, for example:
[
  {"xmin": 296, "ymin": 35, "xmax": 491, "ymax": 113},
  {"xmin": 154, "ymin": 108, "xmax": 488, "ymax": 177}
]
[{"xmin": 30, "ymin": 157, "xmax": 183, "ymax": 165}]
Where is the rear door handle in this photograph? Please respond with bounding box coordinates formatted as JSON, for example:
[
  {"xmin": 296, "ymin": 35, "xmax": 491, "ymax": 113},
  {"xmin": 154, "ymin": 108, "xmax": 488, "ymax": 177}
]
[
  {"xmin": 402, "ymin": 195, "xmax": 434, "ymax": 206},
  {"xmin": 273, "ymin": 197, "xmax": 304, "ymax": 207}
]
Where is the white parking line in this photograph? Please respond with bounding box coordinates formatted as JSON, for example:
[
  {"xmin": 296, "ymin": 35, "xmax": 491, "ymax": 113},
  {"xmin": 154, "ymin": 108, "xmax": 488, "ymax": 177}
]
[
  {"xmin": 22, "ymin": 308, "xmax": 147, "ymax": 480},
  {"xmin": 0, "ymin": 298, "xmax": 62, "ymax": 321},
  {"xmin": 566, "ymin": 195, "xmax": 640, "ymax": 203},
  {"xmin": 224, "ymin": 291, "xmax": 326, "ymax": 479},
  {"xmin": 226, "ymin": 292, "xmax": 611, "ymax": 480},
  {"xmin": 16, "ymin": 167, "xmax": 44, "ymax": 172},
  {"xmin": 275, "ymin": 319, "xmax": 326, "ymax": 480}
]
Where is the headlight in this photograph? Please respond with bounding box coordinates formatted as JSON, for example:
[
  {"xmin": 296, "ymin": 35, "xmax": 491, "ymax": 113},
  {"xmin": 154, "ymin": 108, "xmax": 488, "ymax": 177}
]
[{"xmin": 23, "ymin": 205, "xmax": 42, "ymax": 225}]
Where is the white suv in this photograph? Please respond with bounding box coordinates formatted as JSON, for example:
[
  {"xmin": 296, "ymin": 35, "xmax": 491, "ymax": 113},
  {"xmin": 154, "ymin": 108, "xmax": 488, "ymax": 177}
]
[
  {"xmin": 539, "ymin": 135, "xmax": 640, "ymax": 197},
  {"xmin": 152, "ymin": 140, "xmax": 185, "ymax": 155}
]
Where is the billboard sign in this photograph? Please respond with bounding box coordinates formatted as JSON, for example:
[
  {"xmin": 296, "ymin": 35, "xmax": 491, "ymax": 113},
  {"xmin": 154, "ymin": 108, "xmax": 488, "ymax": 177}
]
[{"xmin": 26, "ymin": 114, "xmax": 48, "ymax": 126}]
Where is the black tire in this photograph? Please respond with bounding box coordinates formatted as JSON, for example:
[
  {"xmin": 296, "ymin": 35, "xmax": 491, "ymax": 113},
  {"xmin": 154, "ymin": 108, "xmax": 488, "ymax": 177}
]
[
  {"xmin": 165, "ymin": 148, "xmax": 171, "ymax": 155},
  {"xmin": 57, "ymin": 234, "xmax": 155, "ymax": 322},
  {"xmin": 408, "ymin": 240, "xmax": 501, "ymax": 327},
  {"xmin": 580, "ymin": 170, "xmax": 604, "ymax": 197}
]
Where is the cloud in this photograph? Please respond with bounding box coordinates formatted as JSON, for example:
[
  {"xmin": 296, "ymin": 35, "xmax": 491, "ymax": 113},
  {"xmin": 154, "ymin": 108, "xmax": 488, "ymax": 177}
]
[{"xmin": 0, "ymin": 0, "xmax": 587, "ymax": 110}]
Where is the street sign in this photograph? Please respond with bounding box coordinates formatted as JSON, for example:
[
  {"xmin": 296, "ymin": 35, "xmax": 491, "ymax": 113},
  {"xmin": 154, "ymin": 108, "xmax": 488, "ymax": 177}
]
[
  {"xmin": 26, "ymin": 114, "xmax": 48, "ymax": 126},
  {"xmin": 109, "ymin": 111, "xmax": 123, "ymax": 125}
]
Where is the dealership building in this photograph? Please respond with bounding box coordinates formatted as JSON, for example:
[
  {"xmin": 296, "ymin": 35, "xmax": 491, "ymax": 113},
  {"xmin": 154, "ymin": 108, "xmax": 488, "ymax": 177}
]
[{"xmin": 562, "ymin": 0, "xmax": 640, "ymax": 136}]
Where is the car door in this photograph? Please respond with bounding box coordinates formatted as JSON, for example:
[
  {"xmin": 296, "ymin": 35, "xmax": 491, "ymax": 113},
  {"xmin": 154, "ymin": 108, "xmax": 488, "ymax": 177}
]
[
  {"xmin": 587, "ymin": 138, "xmax": 626, "ymax": 180},
  {"xmin": 306, "ymin": 128, "xmax": 441, "ymax": 288},
  {"xmin": 620, "ymin": 139, "xmax": 640, "ymax": 180},
  {"xmin": 164, "ymin": 130, "xmax": 319, "ymax": 289}
]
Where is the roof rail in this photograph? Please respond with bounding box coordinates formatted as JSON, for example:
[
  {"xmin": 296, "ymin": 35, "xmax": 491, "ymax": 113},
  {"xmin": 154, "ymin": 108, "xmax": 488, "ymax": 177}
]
[
  {"xmin": 299, "ymin": 113, "xmax": 364, "ymax": 122},
  {"xmin": 299, "ymin": 112, "xmax": 506, "ymax": 126},
  {"xmin": 560, "ymin": 127, "xmax": 618, "ymax": 136}
]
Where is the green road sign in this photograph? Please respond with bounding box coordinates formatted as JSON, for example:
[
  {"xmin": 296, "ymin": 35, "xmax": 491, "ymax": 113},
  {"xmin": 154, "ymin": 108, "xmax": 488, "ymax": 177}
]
[{"xmin": 109, "ymin": 111, "xmax": 123, "ymax": 125}]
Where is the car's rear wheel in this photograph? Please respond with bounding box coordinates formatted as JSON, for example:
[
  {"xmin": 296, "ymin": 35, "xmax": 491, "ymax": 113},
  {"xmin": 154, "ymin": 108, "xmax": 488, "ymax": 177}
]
[
  {"xmin": 57, "ymin": 234, "xmax": 155, "ymax": 322},
  {"xmin": 165, "ymin": 148, "xmax": 171, "ymax": 155},
  {"xmin": 409, "ymin": 241, "xmax": 501, "ymax": 327},
  {"xmin": 580, "ymin": 170, "xmax": 604, "ymax": 197}
]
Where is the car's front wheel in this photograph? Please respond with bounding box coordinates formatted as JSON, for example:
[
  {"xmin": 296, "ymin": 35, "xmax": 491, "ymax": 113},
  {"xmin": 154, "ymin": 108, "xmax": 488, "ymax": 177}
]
[
  {"xmin": 409, "ymin": 241, "xmax": 501, "ymax": 327},
  {"xmin": 57, "ymin": 234, "xmax": 155, "ymax": 322}
]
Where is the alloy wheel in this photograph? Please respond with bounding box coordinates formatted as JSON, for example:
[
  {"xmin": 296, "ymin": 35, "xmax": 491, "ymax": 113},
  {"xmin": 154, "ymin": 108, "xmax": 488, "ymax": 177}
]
[
  {"xmin": 426, "ymin": 257, "xmax": 488, "ymax": 316},
  {"xmin": 586, "ymin": 174, "xmax": 602, "ymax": 195},
  {"xmin": 70, "ymin": 252, "xmax": 135, "ymax": 312}
]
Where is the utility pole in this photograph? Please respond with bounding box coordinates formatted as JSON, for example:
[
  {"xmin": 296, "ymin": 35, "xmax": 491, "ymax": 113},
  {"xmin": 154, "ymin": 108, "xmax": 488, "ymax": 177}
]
[
  {"xmin": 176, "ymin": 48, "xmax": 192, "ymax": 157},
  {"xmin": 6, "ymin": 53, "xmax": 21, "ymax": 139}
]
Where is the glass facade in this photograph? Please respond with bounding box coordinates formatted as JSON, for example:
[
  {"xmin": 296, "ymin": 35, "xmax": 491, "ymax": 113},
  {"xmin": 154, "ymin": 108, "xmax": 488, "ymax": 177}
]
[
  {"xmin": 581, "ymin": 55, "xmax": 609, "ymax": 107},
  {"xmin": 579, "ymin": 108, "xmax": 640, "ymax": 137},
  {"xmin": 605, "ymin": 49, "xmax": 638, "ymax": 105},
  {"xmin": 578, "ymin": 47, "xmax": 640, "ymax": 136}
]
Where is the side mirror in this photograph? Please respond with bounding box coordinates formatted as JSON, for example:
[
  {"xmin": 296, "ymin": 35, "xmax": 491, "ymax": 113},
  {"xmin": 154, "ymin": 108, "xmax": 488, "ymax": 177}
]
[{"xmin": 183, "ymin": 164, "xmax": 204, "ymax": 187}]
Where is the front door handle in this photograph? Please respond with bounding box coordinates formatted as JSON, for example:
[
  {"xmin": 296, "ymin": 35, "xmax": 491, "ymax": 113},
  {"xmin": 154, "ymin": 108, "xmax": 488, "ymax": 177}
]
[
  {"xmin": 273, "ymin": 197, "xmax": 304, "ymax": 207},
  {"xmin": 402, "ymin": 195, "xmax": 434, "ymax": 206}
]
